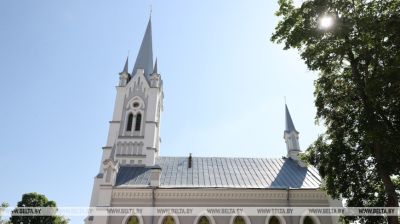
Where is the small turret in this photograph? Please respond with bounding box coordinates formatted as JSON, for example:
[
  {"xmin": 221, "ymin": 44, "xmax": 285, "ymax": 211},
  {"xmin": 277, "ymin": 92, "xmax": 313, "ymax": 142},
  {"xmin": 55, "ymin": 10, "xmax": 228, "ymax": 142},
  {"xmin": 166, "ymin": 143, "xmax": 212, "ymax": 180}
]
[
  {"xmin": 150, "ymin": 58, "xmax": 161, "ymax": 87},
  {"xmin": 284, "ymin": 104, "xmax": 301, "ymax": 160},
  {"xmin": 119, "ymin": 56, "xmax": 130, "ymax": 86}
]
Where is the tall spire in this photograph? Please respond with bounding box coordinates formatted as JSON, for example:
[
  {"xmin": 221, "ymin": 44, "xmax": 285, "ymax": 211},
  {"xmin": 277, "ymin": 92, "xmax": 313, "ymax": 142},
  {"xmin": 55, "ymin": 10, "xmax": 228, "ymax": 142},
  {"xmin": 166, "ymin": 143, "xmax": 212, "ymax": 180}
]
[
  {"xmin": 122, "ymin": 56, "xmax": 129, "ymax": 74},
  {"xmin": 132, "ymin": 17, "xmax": 153, "ymax": 76},
  {"xmin": 285, "ymin": 104, "xmax": 297, "ymax": 133}
]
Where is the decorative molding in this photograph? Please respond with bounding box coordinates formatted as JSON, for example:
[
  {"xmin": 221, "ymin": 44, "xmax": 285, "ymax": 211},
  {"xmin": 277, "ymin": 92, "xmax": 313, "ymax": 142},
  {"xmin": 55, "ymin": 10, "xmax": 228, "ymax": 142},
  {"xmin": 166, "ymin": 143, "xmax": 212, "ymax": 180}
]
[
  {"xmin": 145, "ymin": 121, "xmax": 159, "ymax": 127},
  {"xmin": 118, "ymin": 136, "xmax": 145, "ymax": 139},
  {"xmin": 116, "ymin": 154, "xmax": 146, "ymax": 158},
  {"xmin": 112, "ymin": 189, "xmax": 329, "ymax": 201},
  {"xmin": 109, "ymin": 121, "xmax": 121, "ymax": 124}
]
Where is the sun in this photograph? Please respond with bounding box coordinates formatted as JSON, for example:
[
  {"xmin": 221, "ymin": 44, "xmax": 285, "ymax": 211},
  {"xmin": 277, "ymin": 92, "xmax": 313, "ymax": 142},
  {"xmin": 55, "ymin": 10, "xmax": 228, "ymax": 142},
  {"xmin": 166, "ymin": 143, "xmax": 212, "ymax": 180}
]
[{"xmin": 319, "ymin": 15, "xmax": 334, "ymax": 29}]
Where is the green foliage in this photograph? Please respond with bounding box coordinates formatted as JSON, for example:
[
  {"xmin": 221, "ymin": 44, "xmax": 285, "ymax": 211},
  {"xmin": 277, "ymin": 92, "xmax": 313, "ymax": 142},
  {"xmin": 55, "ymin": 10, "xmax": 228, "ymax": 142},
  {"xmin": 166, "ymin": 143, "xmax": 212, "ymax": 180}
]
[
  {"xmin": 1, "ymin": 202, "xmax": 9, "ymax": 223},
  {"xmin": 9, "ymin": 192, "xmax": 69, "ymax": 224},
  {"xmin": 272, "ymin": 0, "xmax": 400, "ymax": 223}
]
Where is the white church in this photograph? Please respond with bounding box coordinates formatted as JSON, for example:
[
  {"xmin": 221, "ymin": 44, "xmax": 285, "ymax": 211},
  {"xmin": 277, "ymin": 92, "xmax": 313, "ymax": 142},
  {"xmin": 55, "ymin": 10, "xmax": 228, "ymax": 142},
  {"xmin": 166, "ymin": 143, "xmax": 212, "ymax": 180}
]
[{"xmin": 86, "ymin": 17, "xmax": 341, "ymax": 224}]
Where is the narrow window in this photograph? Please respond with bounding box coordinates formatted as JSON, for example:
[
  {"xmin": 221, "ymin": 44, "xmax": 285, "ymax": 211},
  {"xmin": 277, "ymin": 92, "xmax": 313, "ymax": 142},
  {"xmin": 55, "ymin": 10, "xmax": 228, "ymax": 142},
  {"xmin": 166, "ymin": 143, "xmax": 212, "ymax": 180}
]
[
  {"xmin": 269, "ymin": 216, "xmax": 281, "ymax": 224},
  {"xmin": 197, "ymin": 216, "xmax": 210, "ymax": 224},
  {"xmin": 135, "ymin": 113, "xmax": 142, "ymax": 131},
  {"xmin": 304, "ymin": 216, "xmax": 315, "ymax": 224},
  {"xmin": 162, "ymin": 216, "xmax": 175, "ymax": 224},
  {"xmin": 126, "ymin": 113, "xmax": 133, "ymax": 131},
  {"xmin": 126, "ymin": 216, "xmax": 139, "ymax": 224},
  {"xmin": 233, "ymin": 216, "xmax": 246, "ymax": 224}
]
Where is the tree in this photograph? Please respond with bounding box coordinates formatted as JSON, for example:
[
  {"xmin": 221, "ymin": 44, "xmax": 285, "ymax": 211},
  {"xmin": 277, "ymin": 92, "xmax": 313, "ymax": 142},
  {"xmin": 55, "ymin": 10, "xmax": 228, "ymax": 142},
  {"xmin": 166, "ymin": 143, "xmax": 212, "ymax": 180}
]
[
  {"xmin": 271, "ymin": 0, "xmax": 400, "ymax": 223},
  {"xmin": 10, "ymin": 192, "xmax": 69, "ymax": 224},
  {"xmin": 1, "ymin": 202, "xmax": 10, "ymax": 224}
]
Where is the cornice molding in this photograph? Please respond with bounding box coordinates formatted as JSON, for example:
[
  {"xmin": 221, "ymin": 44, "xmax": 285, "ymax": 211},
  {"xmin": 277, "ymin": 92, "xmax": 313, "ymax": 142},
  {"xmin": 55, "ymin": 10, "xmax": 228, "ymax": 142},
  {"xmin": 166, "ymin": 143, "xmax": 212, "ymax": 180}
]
[
  {"xmin": 111, "ymin": 189, "xmax": 328, "ymax": 201},
  {"xmin": 118, "ymin": 136, "xmax": 145, "ymax": 139}
]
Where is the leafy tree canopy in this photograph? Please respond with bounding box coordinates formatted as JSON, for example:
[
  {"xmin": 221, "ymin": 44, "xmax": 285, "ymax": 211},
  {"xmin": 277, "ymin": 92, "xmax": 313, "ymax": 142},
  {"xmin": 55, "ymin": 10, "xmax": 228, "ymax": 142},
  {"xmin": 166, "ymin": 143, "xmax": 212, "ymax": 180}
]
[
  {"xmin": 271, "ymin": 0, "xmax": 400, "ymax": 223},
  {"xmin": 10, "ymin": 192, "xmax": 68, "ymax": 224}
]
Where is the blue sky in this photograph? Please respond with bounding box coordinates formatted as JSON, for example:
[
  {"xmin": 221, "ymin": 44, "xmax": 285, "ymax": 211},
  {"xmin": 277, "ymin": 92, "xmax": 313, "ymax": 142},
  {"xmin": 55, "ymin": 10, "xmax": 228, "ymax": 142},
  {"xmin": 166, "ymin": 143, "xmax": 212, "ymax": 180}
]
[{"xmin": 0, "ymin": 0, "xmax": 322, "ymax": 223}]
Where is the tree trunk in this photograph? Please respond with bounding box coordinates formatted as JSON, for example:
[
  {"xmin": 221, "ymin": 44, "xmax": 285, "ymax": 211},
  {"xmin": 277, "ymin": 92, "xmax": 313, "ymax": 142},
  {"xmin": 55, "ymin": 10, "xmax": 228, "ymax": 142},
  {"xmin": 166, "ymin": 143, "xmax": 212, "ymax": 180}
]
[
  {"xmin": 348, "ymin": 49, "xmax": 399, "ymax": 224},
  {"xmin": 374, "ymin": 142, "xmax": 399, "ymax": 224}
]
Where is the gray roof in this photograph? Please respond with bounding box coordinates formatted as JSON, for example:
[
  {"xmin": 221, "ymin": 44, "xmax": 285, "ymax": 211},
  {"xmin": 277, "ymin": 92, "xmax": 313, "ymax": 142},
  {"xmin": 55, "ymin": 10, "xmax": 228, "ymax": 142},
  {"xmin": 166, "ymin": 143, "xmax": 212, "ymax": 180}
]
[
  {"xmin": 116, "ymin": 156, "xmax": 321, "ymax": 189},
  {"xmin": 132, "ymin": 17, "xmax": 153, "ymax": 76},
  {"xmin": 285, "ymin": 104, "xmax": 298, "ymax": 133}
]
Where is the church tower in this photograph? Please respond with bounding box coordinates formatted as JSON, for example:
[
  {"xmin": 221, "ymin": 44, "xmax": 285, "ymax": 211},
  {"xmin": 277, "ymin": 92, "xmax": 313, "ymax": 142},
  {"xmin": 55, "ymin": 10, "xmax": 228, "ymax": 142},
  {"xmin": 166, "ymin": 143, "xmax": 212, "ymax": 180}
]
[
  {"xmin": 100, "ymin": 17, "xmax": 163, "ymax": 170},
  {"xmin": 284, "ymin": 104, "xmax": 300, "ymax": 160},
  {"xmin": 87, "ymin": 19, "xmax": 163, "ymax": 222}
]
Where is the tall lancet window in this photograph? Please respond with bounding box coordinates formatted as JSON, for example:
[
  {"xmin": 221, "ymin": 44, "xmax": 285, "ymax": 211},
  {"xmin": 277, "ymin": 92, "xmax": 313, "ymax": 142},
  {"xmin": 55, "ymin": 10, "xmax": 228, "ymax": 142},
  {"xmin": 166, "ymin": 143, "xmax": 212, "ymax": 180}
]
[
  {"xmin": 126, "ymin": 113, "xmax": 134, "ymax": 131},
  {"xmin": 135, "ymin": 113, "xmax": 142, "ymax": 131}
]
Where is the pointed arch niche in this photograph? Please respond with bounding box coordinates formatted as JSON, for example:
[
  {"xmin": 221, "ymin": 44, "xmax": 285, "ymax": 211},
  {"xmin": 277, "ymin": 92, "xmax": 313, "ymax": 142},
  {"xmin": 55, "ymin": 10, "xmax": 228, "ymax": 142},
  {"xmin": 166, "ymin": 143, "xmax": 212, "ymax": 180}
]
[
  {"xmin": 121, "ymin": 214, "xmax": 144, "ymax": 224},
  {"xmin": 158, "ymin": 214, "xmax": 180, "ymax": 224},
  {"xmin": 193, "ymin": 212, "xmax": 216, "ymax": 224},
  {"xmin": 265, "ymin": 215, "xmax": 286, "ymax": 224}
]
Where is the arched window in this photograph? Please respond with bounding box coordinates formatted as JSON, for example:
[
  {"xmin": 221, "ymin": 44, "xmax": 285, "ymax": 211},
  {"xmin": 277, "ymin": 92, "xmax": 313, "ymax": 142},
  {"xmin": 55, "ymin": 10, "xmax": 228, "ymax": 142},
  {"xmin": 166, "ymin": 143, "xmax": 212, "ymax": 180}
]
[
  {"xmin": 135, "ymin": 113, "xmax": 142, "ymax": 131},
  {"xmin": 303, "ymin": 216, "xmax": 314, "ymax": 224},
  {"xmin": 197, "ymin": 216, "xmax": 210, "ymax": 224},
  {"xmin": 233, "ymin": 216, "xmax": 246, "ymax": 224},
  {"xmin": 126, "ymin": 216, "xmax": 139, "ymax": 224},
  {"xmin": 268, "ymin": 216, "xmax": 280, "ymax": 224},
  {"xmin": 162, "ymin": 215, "xmax": 175, "ymax": 224},
  {"xmin": 126, "ymin": 113, "xmax": 133, "ymax": 131}
]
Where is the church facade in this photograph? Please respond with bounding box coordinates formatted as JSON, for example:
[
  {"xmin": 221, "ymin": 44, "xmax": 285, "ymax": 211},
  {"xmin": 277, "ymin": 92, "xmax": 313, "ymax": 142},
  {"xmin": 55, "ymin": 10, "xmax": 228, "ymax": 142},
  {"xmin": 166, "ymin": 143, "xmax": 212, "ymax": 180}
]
[{"xmin": 86, "ymin": 18, "xmax": 341, "ymax": 224}]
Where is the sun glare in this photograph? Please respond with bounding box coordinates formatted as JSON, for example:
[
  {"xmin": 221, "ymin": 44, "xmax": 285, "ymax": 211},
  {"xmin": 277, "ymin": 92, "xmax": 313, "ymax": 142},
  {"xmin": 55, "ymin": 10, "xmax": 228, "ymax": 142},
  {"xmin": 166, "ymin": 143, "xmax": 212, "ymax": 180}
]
[{"xmin": 319, "ymin": 15, "xmax": 334, "ymax": 29}]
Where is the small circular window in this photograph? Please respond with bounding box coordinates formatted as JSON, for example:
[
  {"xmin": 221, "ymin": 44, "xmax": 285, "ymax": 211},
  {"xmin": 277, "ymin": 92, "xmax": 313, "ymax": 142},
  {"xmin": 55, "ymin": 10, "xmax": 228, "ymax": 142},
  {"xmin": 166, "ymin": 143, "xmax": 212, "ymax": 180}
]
[{"xmin": 133, "ymin": 102, "xmax": 140, "ymax": 108}]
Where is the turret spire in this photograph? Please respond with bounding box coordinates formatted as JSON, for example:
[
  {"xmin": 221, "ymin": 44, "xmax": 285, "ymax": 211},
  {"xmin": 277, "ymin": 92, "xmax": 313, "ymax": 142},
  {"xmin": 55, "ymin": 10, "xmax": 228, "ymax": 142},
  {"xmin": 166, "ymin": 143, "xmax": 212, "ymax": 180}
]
[
  {"xmin": 122, "ymin": 56, "xmax": 129, "ymax": 74},
  {"xmin": 119, "ymin": 56, "xmax": 130, "ymax": 86},
  {"xmin": 132, "ymin": 17, "xmax": 153, "ymax": 76},
  {"xmin": 283, "ymin": 104, "xmax": 301, "ymax": 160},
  {"xmin": 153, "ymin": 58, "xmax": 158, "ymax": 74},
  {"xmin": 285, "ymin": 104, "xmax": 297, "ymax": 133}
]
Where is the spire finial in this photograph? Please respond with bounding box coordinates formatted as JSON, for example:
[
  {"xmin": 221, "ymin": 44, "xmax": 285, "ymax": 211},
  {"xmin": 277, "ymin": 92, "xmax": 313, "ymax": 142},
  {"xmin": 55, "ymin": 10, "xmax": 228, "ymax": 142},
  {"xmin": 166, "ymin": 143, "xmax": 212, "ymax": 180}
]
[{"xmin": 150, "ymin": 3, "xmax": 152, "ymax": 17}]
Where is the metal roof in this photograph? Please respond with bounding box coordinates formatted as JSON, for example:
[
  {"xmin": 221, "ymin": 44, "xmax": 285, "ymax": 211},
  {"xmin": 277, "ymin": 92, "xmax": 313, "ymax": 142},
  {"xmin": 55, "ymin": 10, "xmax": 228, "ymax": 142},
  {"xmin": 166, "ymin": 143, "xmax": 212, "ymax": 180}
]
[{"xmin": 115, "ymin": 156, "xmax": 321, "ymax": 189}]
